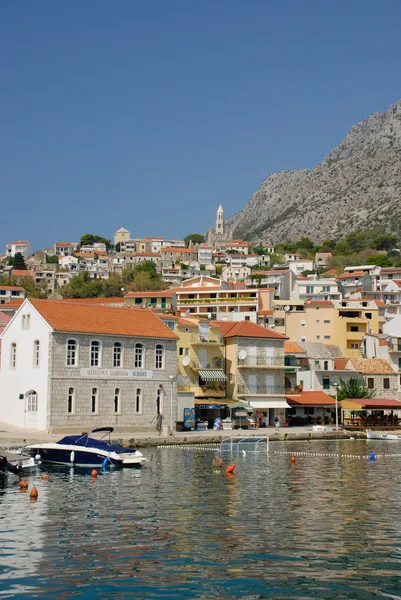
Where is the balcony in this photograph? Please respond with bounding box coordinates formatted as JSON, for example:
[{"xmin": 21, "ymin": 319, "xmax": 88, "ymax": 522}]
[
  {"xmin": 345, "ymin": 330, "xmax": 366, "ymax": 340},
  {"xmin": 237, "ymin": 384, "xmax": 285, "ymax": 396},
  {"xmin": 190, "ymin": 334, "xmax": 222, "ymax": 345},
  {"xmin": 237, "ymin": 356, "xmax": 285, "ymax": 368},
  {"xmin": 194, "ymin": 385, "xmax": 226, "ymax": 397}
]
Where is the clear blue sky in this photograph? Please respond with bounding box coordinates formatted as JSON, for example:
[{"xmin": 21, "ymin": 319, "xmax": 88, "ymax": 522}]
[{"xmin": 1, "ymin": 0, "xmax": 401, "ymax": 251}]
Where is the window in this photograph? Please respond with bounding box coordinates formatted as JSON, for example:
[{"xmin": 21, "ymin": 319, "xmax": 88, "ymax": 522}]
[
  {"xmin": 301, "ymin": 336, "xmax": 306, "ymax": 342},
  {"xmin": 113, "ymin": 342, "xmax": 122, "ymax": 368},
  {"xmin": 135, "ymin": 388, "xmax": 142, "ymax": 414},
  {"xmin": 66, "ymin": 339, "xmax": 78, "ymax": 366},
  {"xmin": 10, "ymin": 343, "xmax": 16, "ymax": 369},
  {"xmin": 301, "ymin": 320, "xmax": 306, "ymax": 327},
  {"xmin": 350, "ymin": 325, "xmax": 359, "ymax": 332},
  {"xmin": 179, "ymin": 347, "xmax": 184, "ymax": 356},
  {"xmin": 324, "ymin": 335, "xmax": 331, "ymax": 340},
  {"xmin": 155, "ymin": 344, "xmax": 164, "ymax": 369},
  {"xmin": 22, "ymin": 315, "xmax": 26, "ymax": 329},
  {"xmin": 324, "ymin": 320, "xmax": 331, "ymax": 324},
  {"xmin": 365, "ymin": 312, "xmax": 372, "ymax": 319},
  {"xmin": 323, "ymin": 377, "xmax": 330, "ymax": 390},
  {"xmin": 90, "ymin": 341, "xmax": 101, "ymax": 367},
  {"xmin": 135, "ymin": 343, "xmax": 143, "ymax": 368},
  {"xmin": 91, "ymin": 388, "xmax": 99, "ymax": 413},
  {"xmin": 324, "ymin": 361, "xmax": 329, "ymax": 371},
  {"xmin": 156, "ymin": 387, "xmax": 164, "ymax": 413},
  {"xmin": 367, "ymin": 378, "xmax": 374, "ymax": 389},
  {"xmin": 33, "ymin": 340, "xmax": 40, "ymax": 367},
  {"xmin": 26, "ymin": 314, "xmax": 31, "ymax": 328},
  {"xmin": 114, "ymin": 388, "xmax": 120, "ymax": 413},
  {"xmin": 383, "ymin": 378, "xmax": 390, "ymax": 390},
  {"xmin": 67, "ymin": 387, "xmax": 75, "ymax": 414}
]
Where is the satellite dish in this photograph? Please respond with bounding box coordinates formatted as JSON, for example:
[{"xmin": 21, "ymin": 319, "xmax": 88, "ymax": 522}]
[
  {"xmin": 284, "ymin": 305, "xmax": 290, "ymax": 312},
  {"xmin": 182, "ymin": 356, "xmax": 190, "ymax": 366},
  {"xmin": 238, "ymin": 350, "xmax": 247, "ymax": 360}
]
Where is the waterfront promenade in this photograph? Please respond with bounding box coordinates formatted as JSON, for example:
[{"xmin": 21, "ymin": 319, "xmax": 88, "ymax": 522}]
[{"xmin": 0, "ymin": 420, "xmax": 359, "ymax": 448}]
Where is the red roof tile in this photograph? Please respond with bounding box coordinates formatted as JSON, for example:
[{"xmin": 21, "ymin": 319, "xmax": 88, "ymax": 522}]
[
  {"xmin": 334, "ymin": 358, "xmax": 348, "ymax": 370},
  {"xmin": 124, "ymin": 290, "xmax": 174, "ymax": 298},
  {"xmin": 28, "ymin": 299, "xmax": 178, "ymax": 339},
  {"xmin": 286, "ymin": 391, "xmax": 337, "ymax": 406},
  {"xmin": 284, "ymin": 341, "xmax": 305, "ymax": 354},
  {"xmin": 215, "ymin": 320, "xmax": 288, "ymax": 340},
  {"xmin": 0, "ymin": 285, "xmax": 25, "ymax": 291}
]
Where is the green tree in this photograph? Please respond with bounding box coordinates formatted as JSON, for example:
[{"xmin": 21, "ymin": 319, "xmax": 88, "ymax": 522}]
[
  {"xmin": 102, "ymin": 275, "xmax": 124, "ymax": 297},
  {"xmin": 115, "ymin": 242, "xmax": 121, "ymax": 252},
  {"xmin": 372, "ymin": 234, "xmax": 398, "ymax": 252},
  {"xmin": 13, "ymin": 252, "xmax": 27, "ymax": 270},
  {"xmin": 60, "ymin": 272, "xmax": 103, "ymax": 298},
  {"xmin": 135, "ymin": 260, "xmax": 159, "ymax": 279},
  {"xmin": 344, "ymin": 231, "xmax": 367, "ymax": 253},
  {"xmin": 296, "ymin": 237, "xmax": 315, "ymax": 252},
  {"xmin": 80, "ymin": 233, "xmax": 112, "ymax": 249},
  {"xmin": 334, "ymin": 241, "xmax": 350, "ymax": 255},
  {"xmin": 336, "ymin": 377, "xmax": 374, "ymax": 402},
  {"xmin": 184, "ymin": 233, "xmax": 205, "ymax": 247},
  {"xmin": 366, "ymin": 254, "xmax": 392, "ymax": 267},
  {"xmin": 46, "ymin": 255, "xmax": 59, "ymax": 264}
]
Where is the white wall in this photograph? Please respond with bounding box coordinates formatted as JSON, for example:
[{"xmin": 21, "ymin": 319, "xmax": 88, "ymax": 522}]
[{"xmin": 0, "ymin": 301, "xmax": 51, "ymax": 430}]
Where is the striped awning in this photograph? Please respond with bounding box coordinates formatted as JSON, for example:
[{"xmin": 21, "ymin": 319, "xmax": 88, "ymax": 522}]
[{"xmin": 197, "ymin": 369, "xmax": 227, "ymax": 382}]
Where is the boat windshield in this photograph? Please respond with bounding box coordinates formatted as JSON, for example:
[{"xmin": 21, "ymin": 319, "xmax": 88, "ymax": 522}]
[{"xmin": 57, "ymin": 435, "xmax": 135, "ymax": 454}]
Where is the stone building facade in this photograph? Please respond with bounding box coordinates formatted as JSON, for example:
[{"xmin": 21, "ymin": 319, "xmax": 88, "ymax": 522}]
[{"xmin": 0, "ymin": 298, "xmax": 178, "ymax": 432}]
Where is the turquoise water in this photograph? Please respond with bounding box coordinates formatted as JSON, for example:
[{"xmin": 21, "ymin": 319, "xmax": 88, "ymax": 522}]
[{"xmin": 1, "ymin": 439, "xmax": 401, "ymax": 599}]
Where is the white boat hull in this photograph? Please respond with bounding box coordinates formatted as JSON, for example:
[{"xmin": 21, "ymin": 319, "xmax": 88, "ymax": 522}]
[{"xmin": 366, "ymin": 431, "xmax": 401, "ymax": 440}]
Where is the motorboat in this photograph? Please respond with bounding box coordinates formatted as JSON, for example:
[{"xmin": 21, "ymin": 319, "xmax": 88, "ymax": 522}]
[
  {"xmin": 0, "ymin": 452, "xmax": 38, "ymax": 477},
  {"xmin": 366, "ymin": 430, "xmax": 401, "ymax": 440},
  {"xmin": 25, "ymin": 427, "xmax": 146, "ymax": 467}
]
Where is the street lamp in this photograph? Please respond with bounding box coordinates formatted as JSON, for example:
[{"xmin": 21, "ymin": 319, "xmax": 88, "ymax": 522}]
[
  {"xmin": 333, "ymin": 382, "xmax": 339, "ymax": 431},
  {"xmin": 168, "ymin": 375, "xmax": 177, "ymax": 434}
]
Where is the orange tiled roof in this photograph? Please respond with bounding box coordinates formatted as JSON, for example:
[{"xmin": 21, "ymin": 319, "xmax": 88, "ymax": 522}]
[
  {"xmin": 124, "ymin": 290, "xmax": 174, "ymax": 298},
  {"xmin": 337, "ymin": 271, "xmax": 367, "ymax": 279},
  {"xmin": 55, "ymin": 242, "xmax": 71, "ymax": 247},
  {"xmin": 334, "ymin": 358, "xmax": 348, "ymax": 370},
  {"xmin": 258, "ymin": 309, "xmax": 273, "ymax": 316},
  {"xmin": 286, "ymin": 391, "xmax": 337, "ymax": 406},
  {"xmin": 11, "ymin": 270, "xmax": 34, "ymax": 277},
  {"xmin": 0, "ymin": 299, "xmax": 24, "ymax": 308},
  {"xmin": 284, "ymin": 341, "xmax": 305, "ymax": 354},
  {"xmin": 215, "ymin": 320, "xmax": 288, "ymax": 340},
  {"xmin": 0, "ymin": 285, "xmax": 25, "ymax": 291},
  {"xmin": 373, "ymin": 300, "xmax": 386, "ymax": 307},
  {"xmin": 347, "ymin": 358, "xmax": 397, "ymax": 374},
  {"xmin": 28, "ymin": 299, "xmax": 178, "ymax": 339},
  {"xmin": 177, "ymin": 318, "xmax": 198, "ymax": 327},
  {"xmin": 58, "ymin": 298, "xmax": 124, "ymax": 305}
]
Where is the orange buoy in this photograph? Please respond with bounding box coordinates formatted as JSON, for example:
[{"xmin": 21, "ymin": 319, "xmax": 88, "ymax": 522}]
[
  {"xmin": 290, "ymin": 456, "xmax": 296, "ymax": 463},
  {"xmin": 29, "ymin": 487, "xmax": 38, "ymax": 498},
  {"xmin": 41, "ymin": 474, "xmax": 49, "ymax": 480},
  {"xmin": 212, "ymin": 456, "xmax": 223, "ymax": 467},
  {"xmin": 19, "ymin": 480, "xmax": 29, "ymax": 488},
  {"xmin": 91, "ymin": 469, "xmax": 98, "ymax": 478},
  {"xmin": 225, "ymin": 464, "xmax": 236, "ymax": 474}
]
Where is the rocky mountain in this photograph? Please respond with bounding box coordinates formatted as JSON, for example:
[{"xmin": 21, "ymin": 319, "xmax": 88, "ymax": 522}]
[{"xmin": 225, "ymin": 100, "xmax": 401, "ymax": 244}]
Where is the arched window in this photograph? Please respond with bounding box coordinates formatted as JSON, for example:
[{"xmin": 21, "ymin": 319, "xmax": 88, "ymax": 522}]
[
  {"xmin": 114, "ymin": 388, "xmax": 120, "ymax": 414},
  {"xmin": 156, "ymin": 387, "xmax": 163, "ymax": 414},
  {"xmin": 66, "ymin": 339, "xmax": 78, "ymax": 367},
  {"xmin": 10, "ymin": 343, "xmax": 17, "ymax": 369},
  {"xmin": 67, "ymin": 387, "xmax": 75, "ymax": 414},
  {"xmin": 113, "ymin": 342, "xmax": 122, "ymax": 368},
  {"xmin": 155, "ymin": 344, "xmax": 164, "ymax": 369},
  {"xmin": 91, "ymin": 388, "xmax": 99, "ymax": 413},
  {"xmin": 135, "ymin": 343, "xmax": 143, "ymax": 368},
  {"xmin": 135, "ymin": 389, "xmax": 142, "ymax": 414},
  {"xmin": 90, "ymin": 341, "xmax": 101, "ymax": 367},
  {"xmin": 33, "ymin": 340, "xmax": 40, "ymax": 367}
]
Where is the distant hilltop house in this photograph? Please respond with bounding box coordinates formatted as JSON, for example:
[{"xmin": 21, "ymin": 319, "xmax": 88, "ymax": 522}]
[
  {"xmin": 114, "ymin": 227, "xmax": 131, "ymax": 246},
  {"xmin": 6, "ymin": 240, "xmax": 32, "ymax": 259}
]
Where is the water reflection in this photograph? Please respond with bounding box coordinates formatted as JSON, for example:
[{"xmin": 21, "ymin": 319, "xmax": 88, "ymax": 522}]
[{"xmin": 0, "ymin": 440, "xmax": 401, "ymax": 598}]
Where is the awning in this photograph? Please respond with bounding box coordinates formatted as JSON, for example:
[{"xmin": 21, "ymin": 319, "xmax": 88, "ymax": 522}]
[
  {"xmin": 195, "ymin": 399, "xmax": 233, "ymax": 406},
  {"xmin": 229, "ymin": 401, "xmax": 253, "ymax": 413},
  {"xmin": 248, "ymin": 399, "xmax": 290, "ymax": 409},
  {"xmin": 197, "ymin": 369, "xmax": 227, "ymax": 382}
]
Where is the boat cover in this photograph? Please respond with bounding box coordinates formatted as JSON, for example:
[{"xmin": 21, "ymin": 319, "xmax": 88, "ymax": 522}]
[{"xmin": 57, "ymin": 436, "xmax": 135, "ymax": 454}]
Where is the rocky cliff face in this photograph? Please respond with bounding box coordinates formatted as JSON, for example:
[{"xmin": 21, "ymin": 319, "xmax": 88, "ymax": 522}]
[{"xmin": 225, "ymin": 100, "xmax": 401, "ymax": 244}]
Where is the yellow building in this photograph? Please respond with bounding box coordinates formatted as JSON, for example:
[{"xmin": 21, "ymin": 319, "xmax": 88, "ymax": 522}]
[
  {"xmin": 218, "ymin": 320, "xmax": 289, "ymax": 426},
  {"xmin": 279, "ymin": 299, "xmax": 380, "ymax": 359}
]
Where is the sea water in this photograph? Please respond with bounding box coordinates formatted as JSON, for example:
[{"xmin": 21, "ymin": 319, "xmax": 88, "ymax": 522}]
[{"xmin": 1, "ymin": 439, "xmax": 401, "ymax": 599}]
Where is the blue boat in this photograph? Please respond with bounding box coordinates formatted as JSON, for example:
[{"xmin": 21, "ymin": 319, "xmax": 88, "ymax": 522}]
[{"xmin": 25, "ymin": 427, "xmax": 146, "ymax": 467}]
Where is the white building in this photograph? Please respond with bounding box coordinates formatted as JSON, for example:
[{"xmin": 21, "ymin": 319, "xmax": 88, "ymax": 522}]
[
  {"xmin": 0, "ymin": 299, "xmax": 178, "ymax": 431},
  {"xmin": 291, "ymin": 278, "xmax": 341, "ymax": 302},
  {"xmin": 228, "ymin": 254, "xmax": 258, "ymax": 268},
  {"xmin": 222, "ymin": 266, "xmax": 251, "ymax": 283},
  {"xmin": 54, "ymin": 242, "xmax": 73, "ymax": 257},
  {"xmin": 6, "ymin": 240, "xmax": 32, "ymax": 259},
  {"xmin": 288, "ymin": 259, "xmax": 315, "ymax": 275},
  {"xmin": 197, "ymin": 245, "xmax": 214, "ymax": 266},
  {"xmin": 0, "ymin": 285, "xmax": 26, "ymax": 305}
]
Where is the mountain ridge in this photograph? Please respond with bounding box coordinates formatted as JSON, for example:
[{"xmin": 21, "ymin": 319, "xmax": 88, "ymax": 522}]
[{"xmin": 225, "ymin": 100, "xmax": 401, "ymax": 244}]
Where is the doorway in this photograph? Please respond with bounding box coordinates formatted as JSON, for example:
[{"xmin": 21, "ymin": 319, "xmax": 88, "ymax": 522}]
[{"xmin": 25, "ymin": 390, "xmax": 38, "ymax": 428}]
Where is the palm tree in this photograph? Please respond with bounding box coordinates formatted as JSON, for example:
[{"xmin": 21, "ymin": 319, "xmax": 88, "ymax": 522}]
[{"xmin": 337, "ymin": 377, "xmax": 374, "ymax": 401}]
